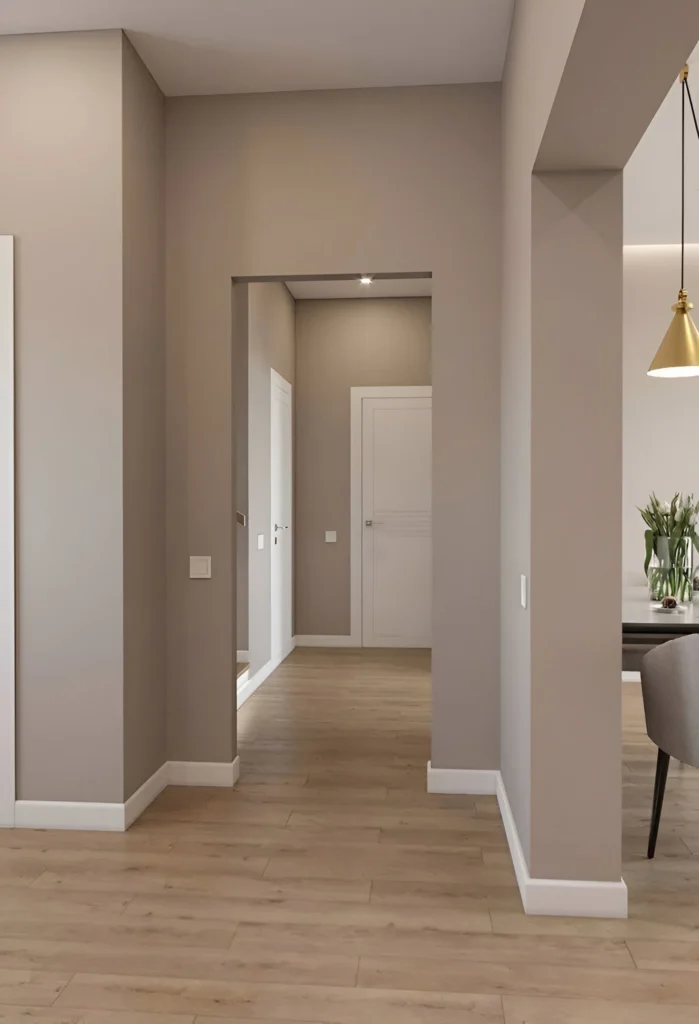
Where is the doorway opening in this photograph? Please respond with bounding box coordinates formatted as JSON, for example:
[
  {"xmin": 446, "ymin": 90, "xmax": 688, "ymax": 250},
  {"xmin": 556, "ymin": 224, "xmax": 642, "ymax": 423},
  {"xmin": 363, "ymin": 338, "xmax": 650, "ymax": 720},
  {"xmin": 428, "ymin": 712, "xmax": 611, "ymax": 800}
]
[{"xmin": 233, "ymin": 272, "xmax": 432, "ymax": 716}]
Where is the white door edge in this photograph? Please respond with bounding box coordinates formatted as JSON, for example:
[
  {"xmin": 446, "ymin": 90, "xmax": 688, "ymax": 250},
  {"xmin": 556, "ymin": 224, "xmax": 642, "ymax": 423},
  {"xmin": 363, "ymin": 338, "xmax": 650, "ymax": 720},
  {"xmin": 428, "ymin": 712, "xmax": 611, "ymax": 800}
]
[
  {"xmin": 0, "ymin": 237, "xmax": 15, "ymax": 828},
  {"xmin": 349, "ymin": 385, "xmax": 432, "ymax": 648},
  {"xmin": 270, "ymin": 369, "xmax": 293, "ymax": 664}
]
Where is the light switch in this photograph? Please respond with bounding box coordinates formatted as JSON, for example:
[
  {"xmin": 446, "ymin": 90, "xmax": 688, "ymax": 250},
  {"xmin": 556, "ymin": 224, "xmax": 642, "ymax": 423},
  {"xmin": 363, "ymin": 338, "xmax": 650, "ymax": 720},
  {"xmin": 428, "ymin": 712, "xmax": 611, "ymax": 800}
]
[
  {"xmin": 190, "ymin": 556, "xmax": 212, "ymax": 579},
  {"xmin": 520, "ymin": 574, "xmax": 528, "ymax": 609},
  {"xmin": 257, "ymin": 533, "xmax": 265, "ymax": 551},
  {"xmin": 325, "ymin": 531, "xmax": 337, "ymax": 544}
]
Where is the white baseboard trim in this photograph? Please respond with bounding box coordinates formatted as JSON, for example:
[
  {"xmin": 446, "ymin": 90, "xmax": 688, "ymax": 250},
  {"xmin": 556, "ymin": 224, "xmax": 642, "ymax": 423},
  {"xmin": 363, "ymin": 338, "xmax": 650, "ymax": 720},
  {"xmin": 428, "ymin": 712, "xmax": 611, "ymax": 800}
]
[
  {"xmin": 494, "ymin": 774, "xmax": 628, "ymax": 918},
  {"xmin": 425, "ymin": 762, "xmax": 628, "ymax": 918},
  {"xmin": 622, "ymin": 671, "xmax": 641, "ymax": 682},
  {"xmin": 124, "ymin": 762, "xmax": 169, "ymax": 829},
  {"xmin": 168, "ymin": 757, "xmax": 240, "ymax": 788},
  {"xmin": 294, "ymin": 635, "xmax": 359, "ymax": 647},
  {"xmin": 237, "ymin": 650, "xmax": 249, "ymax": 662},
  {"xmin": 14, "ymin": 799, "xmax": 127, "ymax": 832},
  {"xmin": 237, "ymin": 644, "xmax": 295, "ymax": 709},
  {"xmin": 427, "ymin": 762, "xmax": 498, "ymax": 795},
  {"xmin": 14, "ymin": 756, "xmax": 242, "ymax": 832}
]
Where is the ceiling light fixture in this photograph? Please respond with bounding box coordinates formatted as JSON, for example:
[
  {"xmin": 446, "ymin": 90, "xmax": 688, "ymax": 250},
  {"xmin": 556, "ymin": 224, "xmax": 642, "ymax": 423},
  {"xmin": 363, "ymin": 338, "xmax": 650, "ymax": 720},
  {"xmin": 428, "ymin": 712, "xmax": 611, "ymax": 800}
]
[
  {"xmin": 649, "ymin": 65, "xmax": 699, "ymax": 377},
  {"xmin": 359, "ymin": 275, "xmax": 373, "ymax": 286}
]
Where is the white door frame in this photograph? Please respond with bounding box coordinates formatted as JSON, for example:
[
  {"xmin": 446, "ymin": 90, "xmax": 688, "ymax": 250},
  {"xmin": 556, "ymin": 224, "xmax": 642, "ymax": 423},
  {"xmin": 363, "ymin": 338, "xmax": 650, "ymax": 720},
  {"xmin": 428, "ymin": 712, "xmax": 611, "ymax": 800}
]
[
  {"xmin": 270, "ymin": 368, "xmax": 293, "ymax": 663},
  {"xmin": 349, "ymin": 385, "xmax": 432, "ymax": 647},
  {"xmin": 0, "ymin": 237, "xmax": 15, "ymax": 828}
]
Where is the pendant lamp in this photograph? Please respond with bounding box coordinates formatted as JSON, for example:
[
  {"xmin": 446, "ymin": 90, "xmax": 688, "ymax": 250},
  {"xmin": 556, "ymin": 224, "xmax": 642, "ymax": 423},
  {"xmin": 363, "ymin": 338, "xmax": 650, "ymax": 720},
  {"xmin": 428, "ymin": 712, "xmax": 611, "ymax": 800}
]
[{"xmin": 648, "ymin": 65, "xmax": 699, "ymax": 377}]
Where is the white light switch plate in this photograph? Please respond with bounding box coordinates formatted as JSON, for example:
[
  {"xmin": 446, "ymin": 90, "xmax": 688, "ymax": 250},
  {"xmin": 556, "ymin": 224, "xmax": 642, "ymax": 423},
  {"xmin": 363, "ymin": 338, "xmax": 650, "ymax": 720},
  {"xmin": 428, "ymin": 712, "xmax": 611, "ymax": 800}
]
[
  {"xmin": 520, "ymin": 574, "xmax": 528, "ymax": 609},
  {"xmin": 190, "ymin": 556, "xmax": 211, "ymax": 579},
  {"xmin": 325, "ymin": 531, "xmax": 337, "ymax": 543},
  {"xmin": 257, "ymin": 534, "xmax": 265, "ymax": 551}
]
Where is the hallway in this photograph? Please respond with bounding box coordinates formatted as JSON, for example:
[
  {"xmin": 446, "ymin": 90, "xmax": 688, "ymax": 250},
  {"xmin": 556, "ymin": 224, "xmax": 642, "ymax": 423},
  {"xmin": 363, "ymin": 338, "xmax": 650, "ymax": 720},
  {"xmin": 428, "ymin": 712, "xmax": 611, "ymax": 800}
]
[{"xmin": 2, "ymin": 652, "xmax": 699, "ymax": 1021}]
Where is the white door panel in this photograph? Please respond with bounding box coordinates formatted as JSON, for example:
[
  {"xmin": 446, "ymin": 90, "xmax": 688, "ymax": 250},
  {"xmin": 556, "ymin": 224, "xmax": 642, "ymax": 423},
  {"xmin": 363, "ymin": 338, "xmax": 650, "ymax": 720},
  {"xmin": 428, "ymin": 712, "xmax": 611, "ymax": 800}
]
[
  {"xmin": 362, "ymin": 396, "xmax": 432, "ymax": 648},
  {"xmin": 270, "ymin": 371, "xmax": 293, "ymax": 663}
]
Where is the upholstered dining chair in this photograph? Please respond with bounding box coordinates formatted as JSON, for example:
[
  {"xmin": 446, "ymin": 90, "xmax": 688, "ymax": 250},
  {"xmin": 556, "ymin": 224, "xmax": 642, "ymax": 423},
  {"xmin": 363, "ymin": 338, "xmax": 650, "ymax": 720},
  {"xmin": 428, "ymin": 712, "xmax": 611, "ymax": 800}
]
[{"xmin": 641, "ymin": 634, "xmax": 699, "ymax": 858}]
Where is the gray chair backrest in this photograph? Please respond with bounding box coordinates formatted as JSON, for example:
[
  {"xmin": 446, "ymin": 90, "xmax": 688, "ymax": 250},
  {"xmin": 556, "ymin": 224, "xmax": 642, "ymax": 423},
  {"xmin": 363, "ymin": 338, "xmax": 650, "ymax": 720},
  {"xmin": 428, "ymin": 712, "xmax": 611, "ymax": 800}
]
[{"xmin": 641, "ymin": 634, "xmax": 699, "ymax": 768}]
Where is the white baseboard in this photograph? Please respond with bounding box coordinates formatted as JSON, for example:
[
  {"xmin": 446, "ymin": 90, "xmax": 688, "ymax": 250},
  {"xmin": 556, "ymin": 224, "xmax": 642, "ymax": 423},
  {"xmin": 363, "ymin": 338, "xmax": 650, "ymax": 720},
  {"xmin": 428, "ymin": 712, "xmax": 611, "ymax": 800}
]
[
  {"xmin": 14, "ymin": 756, "xmax": 242, "ymax": 832},
  {"xmin": 427, "ymin": 762, "xmax": 498, "ymax": 795},
  {"xmin": 494, "ymin": 774, "xmax": 628, "ymax": 918},
  {"xmin": 168, "ymin": 757, "xmax": 240, "ymax": 788},
  {"xmin": 237, "ymin": 650, "xmax": 249, "ymax": 662},
  {"xmin": 622, "ymin": 671, "xmax": 641, "ymax": 682},
  {"xmin": 237, "ymin": 644, "xmax": 295, "ymax": 709},
  {"xmin": 14, "ymin": 799, "xmax": 127, "ymax": 832},
  {"xmin": 124, "ymin": 762, "xmax": 169, "ymax": 829},
  {"xmin": 425, "ymin": 762, "xmax": 628, "ymax": 918},
  {"xmin": 294, "ymin": 635, "xmax": 359, "ymax": 647}
]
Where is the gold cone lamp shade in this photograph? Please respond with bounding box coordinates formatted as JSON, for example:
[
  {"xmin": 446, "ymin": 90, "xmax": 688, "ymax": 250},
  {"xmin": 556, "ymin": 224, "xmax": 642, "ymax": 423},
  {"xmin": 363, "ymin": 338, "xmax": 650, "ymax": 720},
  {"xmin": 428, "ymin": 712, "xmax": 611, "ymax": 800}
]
[{"xmin": 648, "ymin": 290, "xmax": 699, "ymax": 377}]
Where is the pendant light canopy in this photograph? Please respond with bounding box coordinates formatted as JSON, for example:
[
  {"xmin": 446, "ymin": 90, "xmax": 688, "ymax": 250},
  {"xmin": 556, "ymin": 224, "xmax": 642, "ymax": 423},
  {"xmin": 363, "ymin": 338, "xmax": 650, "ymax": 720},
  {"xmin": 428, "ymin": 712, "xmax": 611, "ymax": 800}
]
[{"xmin": 648, "ymin": 65, "xmax": 699, "ymax": 378}]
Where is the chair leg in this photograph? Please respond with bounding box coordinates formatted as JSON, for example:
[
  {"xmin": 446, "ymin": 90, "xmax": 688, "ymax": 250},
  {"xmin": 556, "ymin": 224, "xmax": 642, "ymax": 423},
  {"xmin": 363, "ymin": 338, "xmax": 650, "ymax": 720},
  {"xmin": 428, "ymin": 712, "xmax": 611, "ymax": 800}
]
[{"xmin": 648, "ymin": 748, "xmax": 670, "ymax": 859}]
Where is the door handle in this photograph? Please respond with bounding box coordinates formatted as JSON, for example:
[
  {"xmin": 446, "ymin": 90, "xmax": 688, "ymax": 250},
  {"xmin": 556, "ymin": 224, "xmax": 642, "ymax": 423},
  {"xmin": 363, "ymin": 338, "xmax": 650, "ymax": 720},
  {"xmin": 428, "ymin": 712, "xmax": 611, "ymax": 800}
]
[{"xmin": 365, "ymin": 520, "xmax": 372, "ymax": 527}]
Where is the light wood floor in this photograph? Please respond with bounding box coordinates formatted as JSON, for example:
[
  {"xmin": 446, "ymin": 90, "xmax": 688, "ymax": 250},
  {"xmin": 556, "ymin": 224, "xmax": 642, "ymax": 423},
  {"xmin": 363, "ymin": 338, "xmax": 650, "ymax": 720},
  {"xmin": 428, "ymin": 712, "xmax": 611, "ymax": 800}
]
[{"xmin": 2, "ymin": 652, "xmax": 699, "ymax": 1023}]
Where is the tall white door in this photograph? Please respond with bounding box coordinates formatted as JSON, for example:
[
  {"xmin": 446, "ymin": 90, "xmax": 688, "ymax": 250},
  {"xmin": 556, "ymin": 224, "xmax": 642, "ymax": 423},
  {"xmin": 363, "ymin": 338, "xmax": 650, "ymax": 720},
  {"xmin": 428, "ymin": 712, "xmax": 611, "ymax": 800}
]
[
  {"xmin": 270, "ymin": 370, "xmax": 293, "ymax": 663},
  {"xmin": 362, "ymin": 396, "xmax": 432, "ymax": 648}
]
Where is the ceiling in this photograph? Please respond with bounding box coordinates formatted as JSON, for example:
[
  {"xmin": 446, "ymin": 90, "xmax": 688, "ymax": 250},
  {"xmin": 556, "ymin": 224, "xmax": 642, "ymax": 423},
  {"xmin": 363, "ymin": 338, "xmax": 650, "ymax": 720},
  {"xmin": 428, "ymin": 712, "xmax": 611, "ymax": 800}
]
[
  {"xmin": 0, "ymin": 0, "xmax": 514, "ymax": 97},
  {"xmin": 286, "ymin": 278, "xmax": 432, "ymax": 301},
  {"xmin": 625, "ymin": 43, "xmax": 699, "ymax": 244}
]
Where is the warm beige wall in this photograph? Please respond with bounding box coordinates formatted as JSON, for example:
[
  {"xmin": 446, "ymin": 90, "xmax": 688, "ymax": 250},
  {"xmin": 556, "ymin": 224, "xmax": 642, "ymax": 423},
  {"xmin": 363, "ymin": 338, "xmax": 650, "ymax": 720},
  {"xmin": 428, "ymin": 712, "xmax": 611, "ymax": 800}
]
[
  {"xmin": 294, "ymin": 297, "xmax": 431, "ymax": 636},
  {"xmin": 165, "ymin": 85, "xmax": 501, "ymax": 770},
  {"xmin": 121, "ymin": 38, "xmax": 166, "ymax": 800},
  {"xmin": 0, "ymin": 31, "xmax": 126, "ymax": 802},
  {"xmin": 623, "ymin": 246, "xmax": 699, "ymax": 585},
  {"xmin": 247, "ymin": 282, "xmax": 295, "ymax": 677},
  {"xmin": 500, "ymin": 0, "xmax": 584, "ymax": 859}
]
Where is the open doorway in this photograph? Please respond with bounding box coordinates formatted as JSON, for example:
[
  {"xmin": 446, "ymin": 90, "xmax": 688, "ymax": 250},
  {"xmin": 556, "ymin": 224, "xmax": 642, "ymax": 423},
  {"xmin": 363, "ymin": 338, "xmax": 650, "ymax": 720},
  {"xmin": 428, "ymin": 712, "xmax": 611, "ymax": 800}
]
[{"xmin": 234, "ymin": 272, "xmax": 432, "ymax": 714}]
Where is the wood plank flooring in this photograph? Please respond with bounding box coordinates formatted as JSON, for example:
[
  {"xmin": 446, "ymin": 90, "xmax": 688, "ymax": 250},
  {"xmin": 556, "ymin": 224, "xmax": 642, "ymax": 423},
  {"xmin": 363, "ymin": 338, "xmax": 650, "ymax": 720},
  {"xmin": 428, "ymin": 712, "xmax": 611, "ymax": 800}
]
[{"xmin": 2, "ymin": 652, "xmax": 699, "ymax": 1022}]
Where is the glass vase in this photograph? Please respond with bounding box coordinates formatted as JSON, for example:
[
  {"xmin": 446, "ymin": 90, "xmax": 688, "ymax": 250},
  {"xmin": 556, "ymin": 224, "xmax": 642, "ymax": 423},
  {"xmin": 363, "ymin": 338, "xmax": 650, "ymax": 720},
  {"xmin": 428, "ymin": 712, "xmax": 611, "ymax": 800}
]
[{"xmin": 648, "ymin": 535, "xmax": 694, "ymax": 603}]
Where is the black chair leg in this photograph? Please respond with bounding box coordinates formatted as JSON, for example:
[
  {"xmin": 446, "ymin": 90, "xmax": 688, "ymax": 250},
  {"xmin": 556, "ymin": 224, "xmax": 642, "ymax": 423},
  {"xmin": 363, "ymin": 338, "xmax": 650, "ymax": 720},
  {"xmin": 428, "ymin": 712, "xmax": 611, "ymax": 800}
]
[{"xmin": 648, "ymin": 748, "xmax": 670, "ymax": 859}]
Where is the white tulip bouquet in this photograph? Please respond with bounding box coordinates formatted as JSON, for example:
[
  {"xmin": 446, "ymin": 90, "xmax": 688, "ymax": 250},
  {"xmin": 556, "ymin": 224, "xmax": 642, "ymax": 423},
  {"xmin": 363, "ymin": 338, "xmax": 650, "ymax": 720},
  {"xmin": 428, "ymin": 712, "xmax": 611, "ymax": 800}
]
[{"xmin": 639, "ymin": 492, "xmax": 699, "ymax": 602}]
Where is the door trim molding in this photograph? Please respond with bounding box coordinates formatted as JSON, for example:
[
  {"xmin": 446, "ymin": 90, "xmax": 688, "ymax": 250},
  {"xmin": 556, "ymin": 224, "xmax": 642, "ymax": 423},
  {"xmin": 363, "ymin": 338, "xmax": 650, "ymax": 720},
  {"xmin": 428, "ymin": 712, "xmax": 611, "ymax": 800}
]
[
  {"xmin": 349, "ymin": 385, "xmax": 432, "ymax": 648},
  {"xmin": 0, "ymin": 238, "xmax": 14, "ymax": 828}
]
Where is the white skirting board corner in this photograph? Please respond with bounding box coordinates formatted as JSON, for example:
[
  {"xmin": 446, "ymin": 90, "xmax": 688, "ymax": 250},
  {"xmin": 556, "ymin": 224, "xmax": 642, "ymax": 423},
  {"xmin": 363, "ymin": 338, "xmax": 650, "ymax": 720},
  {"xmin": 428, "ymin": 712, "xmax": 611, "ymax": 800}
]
[
  {"xmin": 236, "ymin": 650, "xmax": 250, "ymax": 661},
  {"xmin": 426, "ymin": 762, "xmax": 498, "ymax": 795},
  {"xmin": 425, "ymin": 761, "xmax": 628, "ymax": 918},
  {"xmin": 622, "ymin": 671, "xmax": 641, "ymax": 682},
  {"xmin": 294, "ymin": 635, "xmax": 359, "ymax": 648},
  {"xmin": 124, "ymin": 762, "xmax": 169, "ymax": 829},
  {"xmin": 495, "ymin": 774, "xmax": 628, "ymax": 919},
  {"xmin": 237, "ymin": 644, "xmax": 295, "ymax": 709},
  {"xmin": 168, "ymin": 757, "xmax": 240, "ymax": 788}
]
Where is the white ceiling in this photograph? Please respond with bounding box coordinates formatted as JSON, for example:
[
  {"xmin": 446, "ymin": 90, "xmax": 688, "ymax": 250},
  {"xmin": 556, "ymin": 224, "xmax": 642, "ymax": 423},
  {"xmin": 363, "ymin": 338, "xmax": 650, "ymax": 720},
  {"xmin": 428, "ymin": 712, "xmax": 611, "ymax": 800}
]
[
  {"xmin": 625, "ymin": 44, "xmax": 699, "ymax": 244},
  {"xmin": 286, "ymin": 278, "xmax": 432, "ymax": 301},
  {"xmin": 0, "ymin": 0, "xmax": 514, "ymax": 97}
]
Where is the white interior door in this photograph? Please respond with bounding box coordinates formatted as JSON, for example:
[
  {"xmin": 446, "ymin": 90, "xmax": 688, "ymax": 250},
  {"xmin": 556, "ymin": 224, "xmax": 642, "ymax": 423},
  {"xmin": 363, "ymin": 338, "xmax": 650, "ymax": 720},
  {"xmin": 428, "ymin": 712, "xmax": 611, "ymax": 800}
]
[
  {"xmin": 270, "ymin": 370, "xmax": 293, "ymax": 663},
  {"xmin": 362, "ymin": 395, "xmax": 432, "ymax": 648},
  {"xmin": 0, "ymin": 237, "xmax": 14, "ymax": 827}
]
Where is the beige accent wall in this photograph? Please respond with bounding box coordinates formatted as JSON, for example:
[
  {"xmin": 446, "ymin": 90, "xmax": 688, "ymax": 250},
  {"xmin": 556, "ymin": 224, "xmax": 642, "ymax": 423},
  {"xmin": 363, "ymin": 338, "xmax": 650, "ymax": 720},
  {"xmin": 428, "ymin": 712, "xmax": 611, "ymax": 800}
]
[
  {"xmin": 1, "ymin": 30, "xmax": 166, "ymax": 803},
  {"xmin": 0, "ymin": 31, "xmax": 126, "ymax": 802},
  {"xmin": 294, "ymin": 297, "xmax": 431, "ymax": 637},
  {"xmin": 165, "ymin": 85, "xmax": 501, "ymax": 770},
  {"xmin": 530, "ymin": 169, "xmax": 623, "ymax": 881},
  {"xmin": 122, "ymin": 38, "xmax": 167, "ymax": 800},
  {"xmin": 500, "ymin": 0, "xmax": 584, "ymax": 860},
  {"xmin": 623, "ymin": 245, "xmax": 699, "ymax": 585},
  {"xmin": 247, "ymin": 282, "xmax": 295, "ymax": 677}
]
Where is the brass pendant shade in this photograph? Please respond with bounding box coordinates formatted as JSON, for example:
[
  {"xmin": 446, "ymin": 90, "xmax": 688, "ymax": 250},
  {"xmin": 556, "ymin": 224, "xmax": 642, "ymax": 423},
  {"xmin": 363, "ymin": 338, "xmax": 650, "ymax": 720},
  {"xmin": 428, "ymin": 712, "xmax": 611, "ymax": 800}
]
[
  {"xmin": 648, "ymin": 289, "xmax": 699, "ymax": 377},
  {"xmin": 648, "ymin": 65, "xmax": 699, "ymax": 377}
]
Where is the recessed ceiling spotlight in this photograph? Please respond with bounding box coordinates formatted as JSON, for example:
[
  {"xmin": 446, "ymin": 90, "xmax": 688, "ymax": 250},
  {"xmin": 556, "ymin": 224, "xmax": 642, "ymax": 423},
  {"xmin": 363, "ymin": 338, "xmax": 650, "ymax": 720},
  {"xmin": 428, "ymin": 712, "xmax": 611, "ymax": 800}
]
[{"xmin": 359, "ymin": 275, "xmax": 373, "ymax": 285}]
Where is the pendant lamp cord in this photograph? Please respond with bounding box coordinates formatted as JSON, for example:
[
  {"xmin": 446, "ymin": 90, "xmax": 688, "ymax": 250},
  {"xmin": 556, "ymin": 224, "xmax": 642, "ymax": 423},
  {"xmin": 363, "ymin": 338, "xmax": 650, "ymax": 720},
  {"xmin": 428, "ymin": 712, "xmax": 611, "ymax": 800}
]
[
  {"xmin": 683, "ymin": 72, "xmax": 699, "ymax": 293},
  {"xmin": 682, "ymin": 73, "xmax": 686, "ymax": 291}
]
